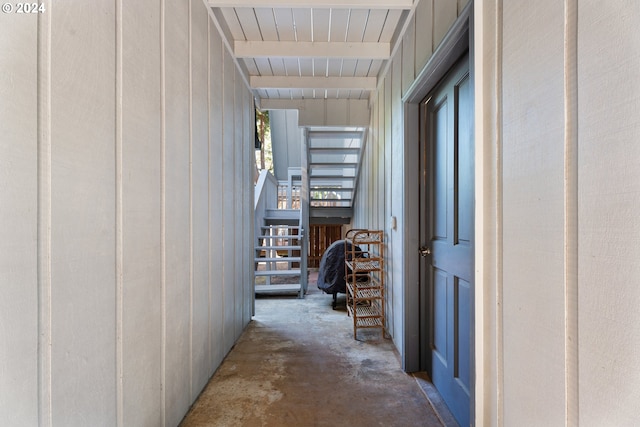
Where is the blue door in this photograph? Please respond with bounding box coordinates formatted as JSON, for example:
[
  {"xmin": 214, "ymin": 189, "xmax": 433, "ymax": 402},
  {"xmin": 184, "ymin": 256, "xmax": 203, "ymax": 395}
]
[{"xmin": 420, "ymin": 53, "xmax": 472, "ymax": 427}]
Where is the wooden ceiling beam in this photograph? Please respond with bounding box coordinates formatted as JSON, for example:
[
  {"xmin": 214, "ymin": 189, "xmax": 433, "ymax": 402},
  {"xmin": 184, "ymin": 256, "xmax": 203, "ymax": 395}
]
[
  {"xmin": 208, "ymin": 0, "xmax": 413, "ymax": 9},
  {"xmin": 250, "ymin": 76, "xmax": 376, "ymax": 90},
  {"xmin": 235, "ymin": 41, "xmax": 389, "ymax": 59}
]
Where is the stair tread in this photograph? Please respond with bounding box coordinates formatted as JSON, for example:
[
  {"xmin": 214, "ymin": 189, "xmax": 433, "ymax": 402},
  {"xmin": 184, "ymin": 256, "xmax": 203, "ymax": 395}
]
[
  {"xmin": 255, "ymin": 284, "xmax": 302, "ymax": 294},
  {"xmin": 255, "ymin": 257, "xmax": 302, "ymax": 262},
  {"xmin": 256, "ymin": 245, "xmax": 301, "ymax": 250},
  {"xmin": 255, "ymin": 270, "xmax": 301, "ymax": 276}
]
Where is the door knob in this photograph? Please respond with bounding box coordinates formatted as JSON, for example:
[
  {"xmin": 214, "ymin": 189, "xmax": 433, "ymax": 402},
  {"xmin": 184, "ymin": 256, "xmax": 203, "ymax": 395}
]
[{"xmin": 419, "ymin": 246, "xmax": 431, "ymax": 257}]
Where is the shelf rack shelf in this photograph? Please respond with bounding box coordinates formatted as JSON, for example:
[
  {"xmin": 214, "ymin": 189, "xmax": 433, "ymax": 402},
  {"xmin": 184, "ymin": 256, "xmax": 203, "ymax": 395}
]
[{"xmin": 344, "ymin": 229, "xmax": 385, "ymax": 339}]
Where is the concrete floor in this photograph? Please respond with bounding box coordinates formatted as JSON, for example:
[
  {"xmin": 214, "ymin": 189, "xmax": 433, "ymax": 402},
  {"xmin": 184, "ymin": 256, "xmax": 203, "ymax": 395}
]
[{"xmin": 180, "ymin": 272, "xmax": 456, "ymax": 427}]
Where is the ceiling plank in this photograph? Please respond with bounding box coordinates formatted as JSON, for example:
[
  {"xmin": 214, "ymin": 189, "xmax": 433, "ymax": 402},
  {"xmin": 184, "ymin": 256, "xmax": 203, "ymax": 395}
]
[
  {"xmin": 273, "ymin": 8, "xmax": 296, "ymax": 40},
  {"xmin": 292, "ymin": 8, "xmax": 312, "ymax": 41},
  {"xmin": 254, "ymin": 8, "xmax": 279, "ymax": 40},
  {"xmin": 250, "ymin": 75, "xmax": 376, "ymax": 90},
  {"xmin": 329, "ymin": 9, "xmax": 350, "ymax": 42},
  {"xmin": 234, "ymin": 40, "xmax": 390, "ymax": 59},
  {"xmin": 208, "ymin": 0, "xmax": 413, "ymax": 10}
]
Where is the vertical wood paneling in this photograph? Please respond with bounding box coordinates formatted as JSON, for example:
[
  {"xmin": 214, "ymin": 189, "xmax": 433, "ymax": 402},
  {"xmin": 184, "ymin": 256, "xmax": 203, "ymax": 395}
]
[
  {"xmin": 160, "ymin": 1, "xmax": 167, "ymax": 422},
  {"xmin": 401, "ymin": 18, "xmax": 415, "ymax": 96},
  {"xmin": 163, "ymin": 0, "xmax": 191, "ymax": 424},
  {"xmin": 36, "ymin": 6, "xmax": 52, "ymax": 425},
  {"xmin": 433, "ymin": 0, "xmax": 457, "ymax": 48},
  {"xmin": 222, "ymin": 47, "xmax": 236, "ymax": 353},
  {"xmin": 501, "ymin": 1, "xmax": 566, "ymax": 424},
  {"xmin": 120, "ymin": 0, "xmax": 162, "ymax": 425},
  {"xmin": 563, "ymin": 1, "xmax": 579, "ymax": 424},
  {"xmin": 414, "ymin": 0, "xmax": 433, "ymax": 76},
  {"xmin": 354, "ymin": 0, "xmax": 472, "ymax": 369},
  {"xmin": 234, "ymin": 66, "xmax": 244, "ymax": 339},
  {"xmin": 50, "ymin": 1, "xmax": 117, "ymax": 424},
  {"xmin": 384, "ymin": 72, "xmax": 393, "ymax": 338},
  {"xmin": 378, "ymin": 81, "xmax": 385, "ymax": 232},
  {"xmin": 0, "ymin": 10, "xmax": 38, "ymax": 426},
  {"xmin": 373, "ymin": 96, "xmax": 380, "ymax": 227},
  {"xmin": 458, "ymin": 0, "xmax": 470, "ymax": 14},
  {"xmin": 2, "ymin": 1, "xmax": 257, "ymax": 425},
  {"xmin": 190, "ymin": 0, "xmax": 211, "ymax": 402},
  {"xmin": 307, "ymin": 225, "xmax": 342, "ymax": 267},
  {"xmin": 243, "ymin": 88, "xmax": 254, "ymax": 325},
  {"xmin": 577, "ymin": 2, "xmax": 640, "ymax": 425},
  {"xmin": 208, "ymin": 21, "xmax": 225, "ymax": 372}
]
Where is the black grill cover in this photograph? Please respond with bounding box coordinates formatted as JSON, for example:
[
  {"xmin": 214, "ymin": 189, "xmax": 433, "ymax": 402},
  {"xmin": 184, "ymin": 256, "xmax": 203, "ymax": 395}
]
[{"xmin": 316, "ymin": 239, "xmax": 365, "ymax": 295}]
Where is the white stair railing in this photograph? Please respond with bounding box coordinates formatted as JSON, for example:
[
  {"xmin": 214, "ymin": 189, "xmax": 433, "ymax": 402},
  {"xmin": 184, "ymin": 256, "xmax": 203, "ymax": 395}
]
[{"xmin": 254, "ymin": 169, "xmax": 306, "ymax": 298}]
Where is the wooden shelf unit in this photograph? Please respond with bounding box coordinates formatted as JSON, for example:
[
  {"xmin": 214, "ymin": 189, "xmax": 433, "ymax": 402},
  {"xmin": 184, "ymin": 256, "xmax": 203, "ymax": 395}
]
[{"xmin": 344, "ymin": 229, "xmax": 384, "ymax": 339}]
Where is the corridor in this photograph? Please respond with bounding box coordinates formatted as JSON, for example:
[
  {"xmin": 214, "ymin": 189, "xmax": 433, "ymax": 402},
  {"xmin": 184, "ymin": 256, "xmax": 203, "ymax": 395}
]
[{"xmin": 179, "ymin": 273, "xmax": 456, "ymax": 427}]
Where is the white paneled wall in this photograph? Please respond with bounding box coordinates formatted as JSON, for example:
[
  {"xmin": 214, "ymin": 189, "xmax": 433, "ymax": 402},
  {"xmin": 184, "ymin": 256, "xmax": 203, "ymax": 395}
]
[
  {"xmin": 358, "ymin": 0, "xmax": 639, "ymax": 425},
  {"xmin": 0, "ymin": 9, "xmax": 38, "ymax": 427},
  {"xmin": 121, "ymin": 1, "xmax": 163, "ymax": 425},
  {"xmin": 476, "ymin": 0, "xmax": 640, "ymax": 424},
  {"xmin": 352, "ymin": 0, "xmax": 470, "ymax": 367},
  {"xmin": 577, "ymin": 3, "xmax": 640, "ymax": 425},
  {"xmin": 0, "ymin": 0, "xmax": 255, "ymax": 425},
  {"xmin": 501, "ymin": 1, "xmax": 567, "ymax": 423}
]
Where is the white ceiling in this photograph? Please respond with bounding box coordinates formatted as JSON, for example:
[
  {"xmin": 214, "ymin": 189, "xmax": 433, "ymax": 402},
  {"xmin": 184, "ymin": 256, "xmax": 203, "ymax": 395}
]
[{"xmin": 206, "ymin": 0, "xmax": 416, "ymax": 108}]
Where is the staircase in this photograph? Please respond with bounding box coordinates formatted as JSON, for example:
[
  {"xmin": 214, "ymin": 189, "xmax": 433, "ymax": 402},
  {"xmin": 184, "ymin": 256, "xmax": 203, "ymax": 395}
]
[
  {"xmin": 307, "ymin": 129, "xmax": 366, "ymax": 222},
  {"xmin": 255, "ymin": 209, "xmax": 305, "ymax": 298}
]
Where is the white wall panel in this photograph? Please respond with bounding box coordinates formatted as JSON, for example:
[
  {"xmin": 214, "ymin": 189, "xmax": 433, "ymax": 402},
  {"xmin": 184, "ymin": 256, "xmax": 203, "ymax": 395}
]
[
  {"xmin": 390, "ymin": 50, "xmax": 404, "ymax": 349},
  {"xmin": 243, "ymin": 87, "xmax": 254, "ymax": 326},
  {"xmin": 433, "ymin": 0, "xmax": 457, "ymax": 48},
  {"xmin": 376, "ymin": 84, "xmax": 384, "ymax": 230},
  {"xmin": 163, "ymin": 1, "xmax": 191, "ymax": 424},
  {"xmin": 0, "ymin": 0, "xmax": 256, "ymax": 425},
  {"xmin": 578, "ymin": 3, "xmax": 640, "ymax": 425},
  {"xmin": 0, "ymin": 12, "xmax": 38, "ymax": 426},
  {"xmin": 222, "ymin": 47, "xmax": 237, "ymax": 352},
  {"xmin": 384, "ymin": 74, "xmax": 393, "ymax": 338},
  {"xmin": 191, "ymin": 0, "xmax": 212, "ymax": 403},
  {"xmin": 208, "ymin": 23, "xmax": 226, "ymax": 373},
  {"xmin": 50, "ymin": 1, "xmax": 117, "ymax": 424},
  {"xmin": 414, "ymin": 0, "xmax": 433, "ymax": 77},
  {"xmin": 401, "ymin": 18, "xmax": 415, "ymax": 97},
  {"xmin": 234, "ymin": 65, "xmax": 245, "ymax": 339},
  {"xmin": 121, "ymin": 0, "xmax": 162, "ymax": 425},
  {"xmin": 501, "ymin": 1, "xmax": 566, "ymax": 424},
  {"xmin": 326, "ymin": 99, "xmax": 349, "ymax": 126}
]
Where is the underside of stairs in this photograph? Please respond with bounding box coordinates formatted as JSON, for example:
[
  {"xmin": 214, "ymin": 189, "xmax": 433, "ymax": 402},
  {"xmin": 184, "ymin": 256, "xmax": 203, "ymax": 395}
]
[{"xmin": 255, "ymin": 209, "xmax": 304, "ymax": 298}]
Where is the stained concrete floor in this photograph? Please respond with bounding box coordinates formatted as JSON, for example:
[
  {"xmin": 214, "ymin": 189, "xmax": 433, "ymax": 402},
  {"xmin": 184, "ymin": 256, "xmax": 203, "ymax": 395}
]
[{"xmin": 180, "ymin": 272, "xmax": 455, "ymax": 427}]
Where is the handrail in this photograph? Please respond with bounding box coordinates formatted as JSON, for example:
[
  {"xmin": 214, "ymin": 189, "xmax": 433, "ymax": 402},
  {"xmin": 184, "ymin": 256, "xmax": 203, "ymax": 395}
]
[{"xmin": 254, "ymin": 170, "xmax": 278, "ymax": 250}]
